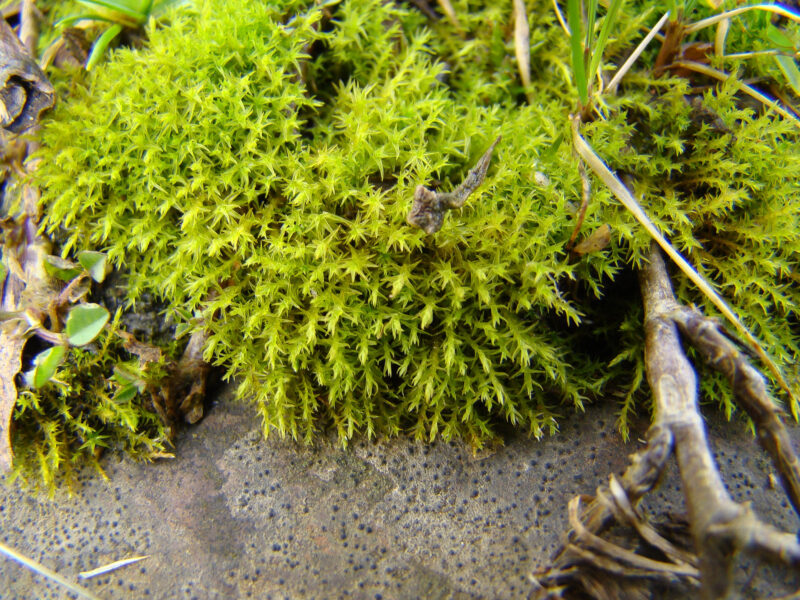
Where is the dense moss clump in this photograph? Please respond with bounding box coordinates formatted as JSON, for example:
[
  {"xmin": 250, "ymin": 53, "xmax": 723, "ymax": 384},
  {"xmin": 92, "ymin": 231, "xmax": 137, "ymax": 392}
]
[
  {"xmin": 9, "ymin": 314, "xmax": 169, "ymax": 493},
  {"xmin": 34, "ymin": 0, "xmax": 799, "ymax": 454}
]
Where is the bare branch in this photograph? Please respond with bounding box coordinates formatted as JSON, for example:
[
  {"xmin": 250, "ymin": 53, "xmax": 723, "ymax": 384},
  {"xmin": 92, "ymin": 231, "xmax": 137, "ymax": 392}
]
[
  {"xmin": 670, "ymin": 306, "xmax": 800, "ymax": 519},
  {"xmin": 534, "ymin": 244, "xmax": 800, "ymax": 598}
]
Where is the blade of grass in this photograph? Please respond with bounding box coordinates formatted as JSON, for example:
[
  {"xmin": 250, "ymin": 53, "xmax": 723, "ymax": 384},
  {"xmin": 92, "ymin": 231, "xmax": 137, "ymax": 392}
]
[
  {"xmin": 673, "ymin": 60, "xmax": 800, "ymax": 129},
  {"xmin": 86, "ymin": 23, "xmax": 123, "ymax": 70},
  {"xmin": 713, "ymin": 15, "xmax": 729, "ymax": 57},
  {"xmin": 567, "ymin": 0, "xmax": 588, "ymax": 105},
  {"xmin": 552, "ymin": 0, "xmax": 570, "ymax": 36},
  {"xmin": 587, "ymin": 0, "xmax": 625, "ymax": 87},
  {"xmin": 685, "ymin": 4, "xmax": 800, "ymax": 34},
  {"xmin": 514, "ymin": 0, "xmax": 532, "ymax": 95},
  {"xmin": 0, "ymin": 541, "xmax": 102, "ymax": 600},
  {"xmin": 78, "ymin": 555, "xmax": 149, "ymax": 579},
  {"xmin": 586, "ymin": 0, "xmax": 598, "ymax": 54},
  {"xmin": 570, "ymin": 116, "xmax": 797, "ymax": 412}
]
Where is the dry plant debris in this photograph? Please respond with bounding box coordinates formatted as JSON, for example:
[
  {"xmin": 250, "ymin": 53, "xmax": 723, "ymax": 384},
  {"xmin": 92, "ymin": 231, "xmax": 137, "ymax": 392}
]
[
  {"xmin": 406, "ymin": 135, "xmax": 501, "ymax": 234},
  {"xmin": 533, "ymin": 244, "xmax": 800, "ymax": 599}
]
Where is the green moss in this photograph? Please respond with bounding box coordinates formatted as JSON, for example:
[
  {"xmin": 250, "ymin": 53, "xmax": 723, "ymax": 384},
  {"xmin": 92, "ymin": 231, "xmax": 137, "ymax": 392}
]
[
  {"xmin": 8, "ymin": 313, "xmax": 169, "ymax": 495},
  {"xmin": 30, "ymin": 0, "xmax": 800, "ymax": 469}
]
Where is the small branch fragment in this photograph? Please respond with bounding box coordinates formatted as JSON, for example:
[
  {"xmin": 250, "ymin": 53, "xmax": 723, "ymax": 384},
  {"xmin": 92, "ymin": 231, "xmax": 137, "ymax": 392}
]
[
  {"xmin": 670, "ymin": 306, "xmax": 800, "ymax": 519},
  {"xmin": 534, "ymin": 244, "xmax": 800, "ymax": 598},
  {"xmin": 407, "ymin": 135, "xmax": 501, "ymax": 234},
  {"xmin": 0, "ymin": 329, "xmax": 25, "ymax": 471}
]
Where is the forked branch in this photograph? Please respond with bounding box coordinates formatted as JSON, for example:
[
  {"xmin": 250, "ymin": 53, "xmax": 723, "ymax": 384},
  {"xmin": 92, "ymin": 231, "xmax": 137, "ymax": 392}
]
[{"xmin": 533, "ymin": 244, "xmax": 800, "ymax": 599}]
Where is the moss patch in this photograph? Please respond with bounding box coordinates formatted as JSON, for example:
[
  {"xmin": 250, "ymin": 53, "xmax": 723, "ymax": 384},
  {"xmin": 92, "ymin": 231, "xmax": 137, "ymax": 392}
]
[{"xmin": 27, "ymin": 0, "xmax": 800, "ymax": 480}]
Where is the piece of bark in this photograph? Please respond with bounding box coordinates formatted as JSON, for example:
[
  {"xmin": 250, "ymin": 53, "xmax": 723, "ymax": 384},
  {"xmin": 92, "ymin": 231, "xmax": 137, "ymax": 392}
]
[
  {"xmin": 0, "ymin": 18, "xmax": 54, "ymax": 133},
  {"xmin": 0, "ymin": 325, "xmax": 25, "ymax": 471}
]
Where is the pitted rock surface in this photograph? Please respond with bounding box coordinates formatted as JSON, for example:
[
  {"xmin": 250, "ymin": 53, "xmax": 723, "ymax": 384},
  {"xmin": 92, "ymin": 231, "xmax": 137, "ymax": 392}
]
[{"xmin": 1, "ymin": 384, "xmax": 799, "ymax": 599}]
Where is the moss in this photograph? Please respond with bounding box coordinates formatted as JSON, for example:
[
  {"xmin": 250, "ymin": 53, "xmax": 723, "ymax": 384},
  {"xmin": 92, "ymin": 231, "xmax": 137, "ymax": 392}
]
[
  {"xmin": 8, "ymin": 313, "xmax": 170, "ymax": 495},
  {"xmin": 28, "ymin": 0, "xmax": 800, "ymax": 472}
]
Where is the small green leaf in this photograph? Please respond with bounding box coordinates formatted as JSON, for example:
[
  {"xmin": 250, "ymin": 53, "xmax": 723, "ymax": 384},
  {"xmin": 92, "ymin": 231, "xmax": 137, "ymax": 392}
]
[
  {"xmin": 0, "ymin": 261, "xmax": 6, "ymax": 282},
  {"xmin": 78, "ymin": 251, "xmax": 108, "ymax": 282},
  {"xmin": 44, "ymin": 255, "xmax": 82, "ymax": 282},
  {"xmin": 765, "ymin": 26, "xmax": 800, "ymax": 98},
  {"xmin": 86, "ymin": 24, "xmax": 124, "ymax": 71},
  {"xmin": 66, "ymin": 304, "xmax": 110, "ymax": 346},
  {"xmin": 174, "ymin": 307, "xmax": 193, "ymax": 321},
  {"xmin": 29, "ymin": 345, "xmax": 67, "ymax": 388},
  {"xmin": 174, "ymin": 322, "xmax": 192, "ymax": 339},
  {"xmin": 114, "ymin": 383, "xmax": 139, "ymax": 402}
]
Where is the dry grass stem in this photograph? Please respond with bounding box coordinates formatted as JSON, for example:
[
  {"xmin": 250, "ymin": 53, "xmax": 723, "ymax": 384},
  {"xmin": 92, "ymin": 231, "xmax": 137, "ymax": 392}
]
[
  {"xmin": 685, "ymin": 4, "xmax": 800, "ymax": 35},
  {"xmin": 78, "ymin": 555, "xmax": 149, "ymax": 579},
  {"xmin": 513, "ymin": 0, "xmax": 531, "ymax": 97},
  {"xmin": 606, "ymin": 10, "xmax": 670, "ymax": 94},
  {"xmin": 671, "ymin": 60, "xmax": 800, "ymax": 130},
  {"xmin": 0, "ymin": 540, "xmax": 102, "ymax": 600}
]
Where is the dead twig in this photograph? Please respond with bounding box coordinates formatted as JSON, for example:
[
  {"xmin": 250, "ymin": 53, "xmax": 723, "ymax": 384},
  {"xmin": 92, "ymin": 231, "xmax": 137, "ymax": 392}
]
[
  {"xmin": 534, "ymin": 244, "xmax": 800, "ymax": 598},
  {"xmin": 670, "ymin": 306, "xmax": 800, "ymax": 520},
  {"xmin": 407, "ymin": 136, "xmax": 501, "ymax": 234}
]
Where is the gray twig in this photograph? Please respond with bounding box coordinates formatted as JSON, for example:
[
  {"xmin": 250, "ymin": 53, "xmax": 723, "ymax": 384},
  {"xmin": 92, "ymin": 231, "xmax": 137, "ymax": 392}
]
[
  {"xmin": 406, "ymin": 135, "xmax": 501, "ymax": 234},
  {"xmin": 534, "ymin": 243, "xmax": 800, "ymax": 599}
]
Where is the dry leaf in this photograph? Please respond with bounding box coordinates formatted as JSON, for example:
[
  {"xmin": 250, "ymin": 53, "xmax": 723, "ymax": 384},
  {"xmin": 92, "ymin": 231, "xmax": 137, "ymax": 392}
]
[
  {"xmin": 116, "ymin": 330, "xmax": 164, "ymax": 364},
  {"xmin": 572, "ymin": 224, "xmax": 612, "ymax": 255},
  {"xmin": 0, "ymin": 19, "xmax": 54, "ymax": 133}
]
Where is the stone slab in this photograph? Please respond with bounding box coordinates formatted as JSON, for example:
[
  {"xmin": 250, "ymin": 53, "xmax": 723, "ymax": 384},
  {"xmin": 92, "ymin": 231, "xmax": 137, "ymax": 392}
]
[{"xmin": 1, "ymin": 384, "xmax": 798, "ymax": 599}]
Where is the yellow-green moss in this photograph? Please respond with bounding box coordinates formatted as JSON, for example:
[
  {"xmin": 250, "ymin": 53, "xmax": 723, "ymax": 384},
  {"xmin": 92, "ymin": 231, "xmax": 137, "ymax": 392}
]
[{"xmin": 28, "ymin": 0, "xmax": 800, "ymax": 477}]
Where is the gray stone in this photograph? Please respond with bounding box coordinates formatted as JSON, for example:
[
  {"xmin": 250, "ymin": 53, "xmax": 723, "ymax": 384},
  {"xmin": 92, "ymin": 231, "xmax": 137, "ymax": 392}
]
[{"xmin": 1, "ymin": 384, "xmax": 798, "ymax": 599}]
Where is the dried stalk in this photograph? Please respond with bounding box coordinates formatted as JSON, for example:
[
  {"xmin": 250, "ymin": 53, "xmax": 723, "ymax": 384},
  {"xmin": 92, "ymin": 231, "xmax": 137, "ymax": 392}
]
[
  {"xmin": 670, "ymin": 306, "xmax": 800, "ymax": 519},
  {"xmin": 534, "ymin": 244, "xmax": 800, "ymax": 599}
]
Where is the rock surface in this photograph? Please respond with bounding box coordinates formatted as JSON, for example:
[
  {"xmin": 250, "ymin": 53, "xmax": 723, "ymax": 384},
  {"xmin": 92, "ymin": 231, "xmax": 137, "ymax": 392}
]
[{"xmin": 1, "ymin": 385, "xmax": 798, "ymax": 599}]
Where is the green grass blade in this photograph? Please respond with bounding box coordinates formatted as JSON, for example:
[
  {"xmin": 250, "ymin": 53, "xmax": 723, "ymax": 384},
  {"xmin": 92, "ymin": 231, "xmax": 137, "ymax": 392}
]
[
  {"xmin": 77, "ymin": 0, "xmax": 149, "ymax": 23},
  {"xmin": 588, "ymin": 0, "xmax": 625, "ymax": 85},
  {"xmin": 567, "ymin": 0, "xmax": 589, "ymax": 105},
  {"xmin": 586, "ymin": 0, "xmax": 598, "ymax": 53},
  {"xmin": 86, "ymin": 24, "xmax": 123, "ymax": 71}
]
